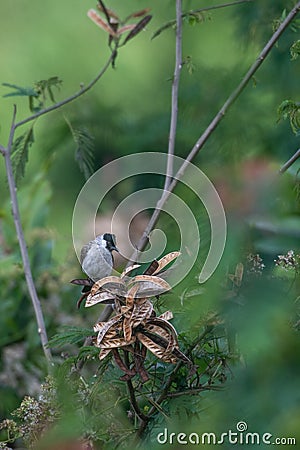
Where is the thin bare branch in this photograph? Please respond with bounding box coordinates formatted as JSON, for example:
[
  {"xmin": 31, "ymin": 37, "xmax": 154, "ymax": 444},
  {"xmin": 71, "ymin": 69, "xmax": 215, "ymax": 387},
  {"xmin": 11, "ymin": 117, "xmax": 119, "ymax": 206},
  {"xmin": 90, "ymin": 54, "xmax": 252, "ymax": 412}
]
[
  {"xmin": 130, "ymin": 1, "xmax": 300, "ymax": 262},
  {"xmin": 152, "ymin": 0, "xmax": 253, "ymax": 39},
  {"xmin": 279, "ymin": 148, "xmax": 300, "ymax": 174},
  {"xmin": 3, "ymin": 107, "xmax": 53, "ymax": 366},
  {"xmin": 163, "ymin": 0, "xmax": 182, "ymax": 191},
  {"xmin": 15, "ymin": 51, "xmax": 116, "ymax": 129}
]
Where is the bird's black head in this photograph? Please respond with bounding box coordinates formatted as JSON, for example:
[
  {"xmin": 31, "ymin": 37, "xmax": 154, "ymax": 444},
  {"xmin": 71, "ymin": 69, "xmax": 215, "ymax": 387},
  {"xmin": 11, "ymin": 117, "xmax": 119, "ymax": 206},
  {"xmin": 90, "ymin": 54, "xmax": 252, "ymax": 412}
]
[{"xmin": 103, "ymin": 233, "xmax": 119, "ymax": 253}]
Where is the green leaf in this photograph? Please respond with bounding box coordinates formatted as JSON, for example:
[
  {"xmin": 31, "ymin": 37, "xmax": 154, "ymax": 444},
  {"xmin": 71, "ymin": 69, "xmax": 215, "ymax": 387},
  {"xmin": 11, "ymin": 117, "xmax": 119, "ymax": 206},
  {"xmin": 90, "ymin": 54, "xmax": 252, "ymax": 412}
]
[
  {"xmin": 2, "ymin": 82, "xmax": 37, "ymax": 98},
  {"xmin": 47, "ymin": 326, "xmax": 93, "ymax": 348},
  {"xmin": 277, "ymin": 100, "xmax": 300, "ymax": 136},
  {"xmin": 71, "ymin": 125, "xmax": 95, "ymax": 180},
  {"xmin": 11, "ymin": 125, "xmax": 35, "ymax": 184},
  {"xmin": 290, "ymin": 40, "xmax": 300, "ymax": 61},
  {"xmin": 34, "ymin": 76, "xmax": 62, "ymax": 100}
]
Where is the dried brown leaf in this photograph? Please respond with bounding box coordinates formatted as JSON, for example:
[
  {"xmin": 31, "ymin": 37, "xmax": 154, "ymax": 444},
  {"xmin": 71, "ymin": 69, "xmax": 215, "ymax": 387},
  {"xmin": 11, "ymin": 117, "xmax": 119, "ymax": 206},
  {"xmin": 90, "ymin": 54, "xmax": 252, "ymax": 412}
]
[
  {"xmin": 117, "ymin": 24, "xmax": 136, "ymax": 36},
  {"xmin": 87, "ymin": 9, "xmax": 118, "ymax": 37},
  {"xmin": 123, "ymin": 15, "xmax": 152, "ymax": 45},
  {"xmin": 99, "ymin": 348, "xmax": 112, "ymax": 360},
  {"xmin": 158, "ymin": 310, "xmax": 173, "ymax": 321},
  {"xmin": 153, "ymin": 251, "xmax": 181, "ymax": 274},
  {"xmin": 129, "ymin": 275, "xmax": 171, "ymax": 294},
  {"xmin": 136, "ymin": 332, "xmax": 177, "ymax": 363},
  {"xmin": 91, "ymin": 276, "xmax": 126, "ymax": 295},
  {"xmin": 131, "ymin": 300, "xmax": 154, "ymax": 328},
  {"xmin": 94, "ymin": 315, "xmax": 122, "ymax": 346},
  {"xmin": 100, "ymin": 335, "xmax": 136, "ymax": 348},
  {"xmin": 123, "ymin": 316, "xmax": 133, "ymax": 342},
  {"xmin": 85, "ymin": 291, "xmax": 115, "ymax": 307},
  {"xmin": 126, "ymin": 284, "xmax": 140, "ymax": 309},
  {"xmin": 120, "ymin": 264, "xmax": 140, "ymax": 278}
]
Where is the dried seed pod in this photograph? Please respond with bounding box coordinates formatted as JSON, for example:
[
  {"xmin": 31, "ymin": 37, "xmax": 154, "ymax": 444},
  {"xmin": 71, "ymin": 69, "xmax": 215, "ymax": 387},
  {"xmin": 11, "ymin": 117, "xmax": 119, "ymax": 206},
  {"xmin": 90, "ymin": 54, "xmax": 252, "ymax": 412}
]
[
  {"xmin": 130, "ymin": 300, "xmax": 153, "ymax": 328},
  {"xmin": 91, "ymin": 276, "xmax": 126, "ymax": 296},
  {"xmin": 158, "ymin": 310, "xmax": 173, "ymax": 321},
  {"xmin": 120, "ymin": 264, "xmax": 141, "ymax": 278},
  {"xmin": 123, "ymin": 15, "xmax": 152, "ymax": 45},
  {"xmin": 136, "ymin": 332, "xmax": 177, "ymax": 364},
  {"xmin": 153, "ymin": 251, "xmax": 181, "ymax": 275},
  {"xmin": 128, "ymin": 275, "xmax": 171, "ymax": 296},
  {"xmin": 99, "ymin": 348, "xmax": 112, "ymax": 360},
  {"xmin": 94, "ymin": 315, "xmax": 122, "ymax": 346},
  {"xmin": 85, "ymin": 291, "xmax": 115, "ymax": 307},
  {"xmin": 87, "ymin": 9, "xmax": 118, "ymax": 37}
]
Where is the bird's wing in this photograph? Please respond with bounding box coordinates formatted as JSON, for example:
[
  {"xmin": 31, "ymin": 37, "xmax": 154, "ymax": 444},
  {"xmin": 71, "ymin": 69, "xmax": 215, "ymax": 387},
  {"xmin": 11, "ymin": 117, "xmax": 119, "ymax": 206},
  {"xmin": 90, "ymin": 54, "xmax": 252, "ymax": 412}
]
[{"xmin": 80, "ymin": 241, "xmax": 93, "ymax": 265}]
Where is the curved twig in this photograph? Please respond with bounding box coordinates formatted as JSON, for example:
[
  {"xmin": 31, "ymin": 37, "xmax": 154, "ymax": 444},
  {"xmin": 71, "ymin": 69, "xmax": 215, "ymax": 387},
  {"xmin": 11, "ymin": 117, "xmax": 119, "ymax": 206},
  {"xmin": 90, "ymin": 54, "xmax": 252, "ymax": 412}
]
[
  {"xmin": 3, "ymin": 107, "xmax": 53, "ymax": 365},
  {"xmin": 15, "ymin": 50, "xmax": 116, "ymax": 129},
  {"xmin": 163, "ymin": 0, "xmax": 182, "ymax": 191}
]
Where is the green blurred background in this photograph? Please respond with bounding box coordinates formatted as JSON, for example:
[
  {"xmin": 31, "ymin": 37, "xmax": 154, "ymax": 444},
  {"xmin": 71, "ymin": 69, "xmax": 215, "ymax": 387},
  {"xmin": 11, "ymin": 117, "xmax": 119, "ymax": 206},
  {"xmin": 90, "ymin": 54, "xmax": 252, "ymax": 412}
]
[{"xmin": 0, "ymin": 0, "xmax": 300, "ymax": 448}]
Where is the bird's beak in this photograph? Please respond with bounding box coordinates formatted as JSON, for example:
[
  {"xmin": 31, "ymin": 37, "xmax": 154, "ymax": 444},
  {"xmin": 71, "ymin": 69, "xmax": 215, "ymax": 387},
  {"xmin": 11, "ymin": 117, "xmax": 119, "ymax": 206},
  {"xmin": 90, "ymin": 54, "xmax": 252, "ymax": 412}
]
[{"xmin": 112, "ymin": 245, "xmax": 119, "ymax": 253}]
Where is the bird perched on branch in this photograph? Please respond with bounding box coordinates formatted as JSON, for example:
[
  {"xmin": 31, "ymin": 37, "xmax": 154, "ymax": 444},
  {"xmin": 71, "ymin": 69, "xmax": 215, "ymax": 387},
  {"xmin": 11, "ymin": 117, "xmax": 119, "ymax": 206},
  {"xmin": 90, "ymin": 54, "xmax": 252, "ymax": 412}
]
[{"xmin": 80, "ymin": 233, "xmax": 119, "ymax": 282}]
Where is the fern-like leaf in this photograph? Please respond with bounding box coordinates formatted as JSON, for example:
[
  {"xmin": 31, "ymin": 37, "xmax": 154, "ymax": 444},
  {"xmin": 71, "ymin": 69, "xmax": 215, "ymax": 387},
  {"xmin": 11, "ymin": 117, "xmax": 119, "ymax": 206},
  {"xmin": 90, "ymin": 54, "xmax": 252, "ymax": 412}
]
[
  {"xmin": 2, "ymin": 82, "xmax": 37, "ymax": 98},
  {"xmin": 290, "ymin": 40, "xmax": 300, "ymax": 61},
  {"xmin": 277, "ymin": 100, "xmax": 300, "ymax": 136},
  {"xmin": 47, "ymin": 326, "xmax": 93, "ymax": 348},
  {"xmin": 11, "ymin": 126, "xmax": 35, "ymax": 184},
  {"xmin": 71, "ymin": 126, "xmax": 95, "ymax": 180}
]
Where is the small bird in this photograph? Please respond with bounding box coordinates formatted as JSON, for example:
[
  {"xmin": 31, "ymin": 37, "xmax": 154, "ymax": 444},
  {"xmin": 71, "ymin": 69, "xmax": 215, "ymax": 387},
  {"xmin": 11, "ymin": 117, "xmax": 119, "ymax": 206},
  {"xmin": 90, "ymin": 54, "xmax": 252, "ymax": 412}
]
[{"xmin": 80, "ymin": 233, "xmax": 119, "ymax": 282}]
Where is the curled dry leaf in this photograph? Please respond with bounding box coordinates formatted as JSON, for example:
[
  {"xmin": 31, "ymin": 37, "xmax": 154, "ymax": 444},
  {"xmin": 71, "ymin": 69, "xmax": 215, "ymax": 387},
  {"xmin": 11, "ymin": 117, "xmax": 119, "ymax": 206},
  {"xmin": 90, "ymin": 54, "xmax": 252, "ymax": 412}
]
[
  {"xmin": 120, "ymin": 264, "xmax": 141, "ymax": 278},
  {"xmin": 117, "ymin": 24, "xmax": 137, "ymax": 36},
  {"xmin": 85, "ymin": 291, "xmax": 115, "ymax": 307},
  {"xmin": 158, "ymin": 310, "xmax": 173, "ymax": 321},
  {"xmin": 128, "ymin": 274, "xmax": 171, "ymax": 296},
  {"xmin": 153, "ymin": 251, "xmax": 181, "ymax": 275},
  {"xmin": 90, "ymin": 276, "xmax": 126, "ymax": 296},
  {"xmin": 136, "ymin": 332, "xmax": 178, "ymax": 364},
  {"xmin": 87, "ymin": 9, "xmax": 118, "ymax": 37},
  {"xmin": 123, "ymin": 15, "xmax": 152, "ymax": 45},
  {"xmin": 99, "ymin": 348, "xmax": 111, "ymax": 360}
]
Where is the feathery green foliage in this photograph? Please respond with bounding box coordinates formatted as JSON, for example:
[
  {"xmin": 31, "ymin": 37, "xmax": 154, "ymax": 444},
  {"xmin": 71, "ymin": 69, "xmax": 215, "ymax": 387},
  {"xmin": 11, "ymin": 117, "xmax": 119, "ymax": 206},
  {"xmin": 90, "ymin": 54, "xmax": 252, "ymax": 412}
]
[
  {"xmin": 277, "ymin": 100, "xmax": 300, "ymax": 136},
  {"xmin": 47, "ymin": 326, "xmax": 93, "ymax": 348},
  {"xmin": 11, "ymin": 126, "xmax": 35, "ymax": 184},
  {"xmin": 72, "ymin": 127, "xmax": 95, "ymax": 180}
]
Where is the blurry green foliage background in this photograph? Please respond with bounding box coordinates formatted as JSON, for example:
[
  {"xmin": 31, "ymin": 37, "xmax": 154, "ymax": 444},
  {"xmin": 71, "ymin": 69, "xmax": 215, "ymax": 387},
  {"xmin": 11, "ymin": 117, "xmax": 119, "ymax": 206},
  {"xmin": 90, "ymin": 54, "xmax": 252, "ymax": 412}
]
[{"xmin": 0, "ymin": 0, "xmax": 300, "ymax": 448}]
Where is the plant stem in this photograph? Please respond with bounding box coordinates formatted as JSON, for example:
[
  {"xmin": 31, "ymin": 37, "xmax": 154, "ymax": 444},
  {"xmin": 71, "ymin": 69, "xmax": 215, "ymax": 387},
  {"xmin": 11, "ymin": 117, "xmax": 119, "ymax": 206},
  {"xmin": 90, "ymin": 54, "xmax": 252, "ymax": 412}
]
[
  {"xmin": 3, "ymin": 106, "xmax": 53, "ymax": 366},
  {"xmin": 131, "ymin": 1, "xmax": 300, "ymax": 260},
  {"xmin": 163, "ymin": 0, "xmax": 182, "ymax": 191},
  {"xmin": 1, "ymin": 52, "xmax": 117, "ymax": 367},
  {"xmin": 152, "ymin": 0, "xmax": 253, "ymax": 39},
  {"xmin": 279, "ymin": 148, "xmax": 300, "ymax": 174},
  {"xmin": 15, "ymin": 51, "xmax": 116, "ymax": 129}
]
